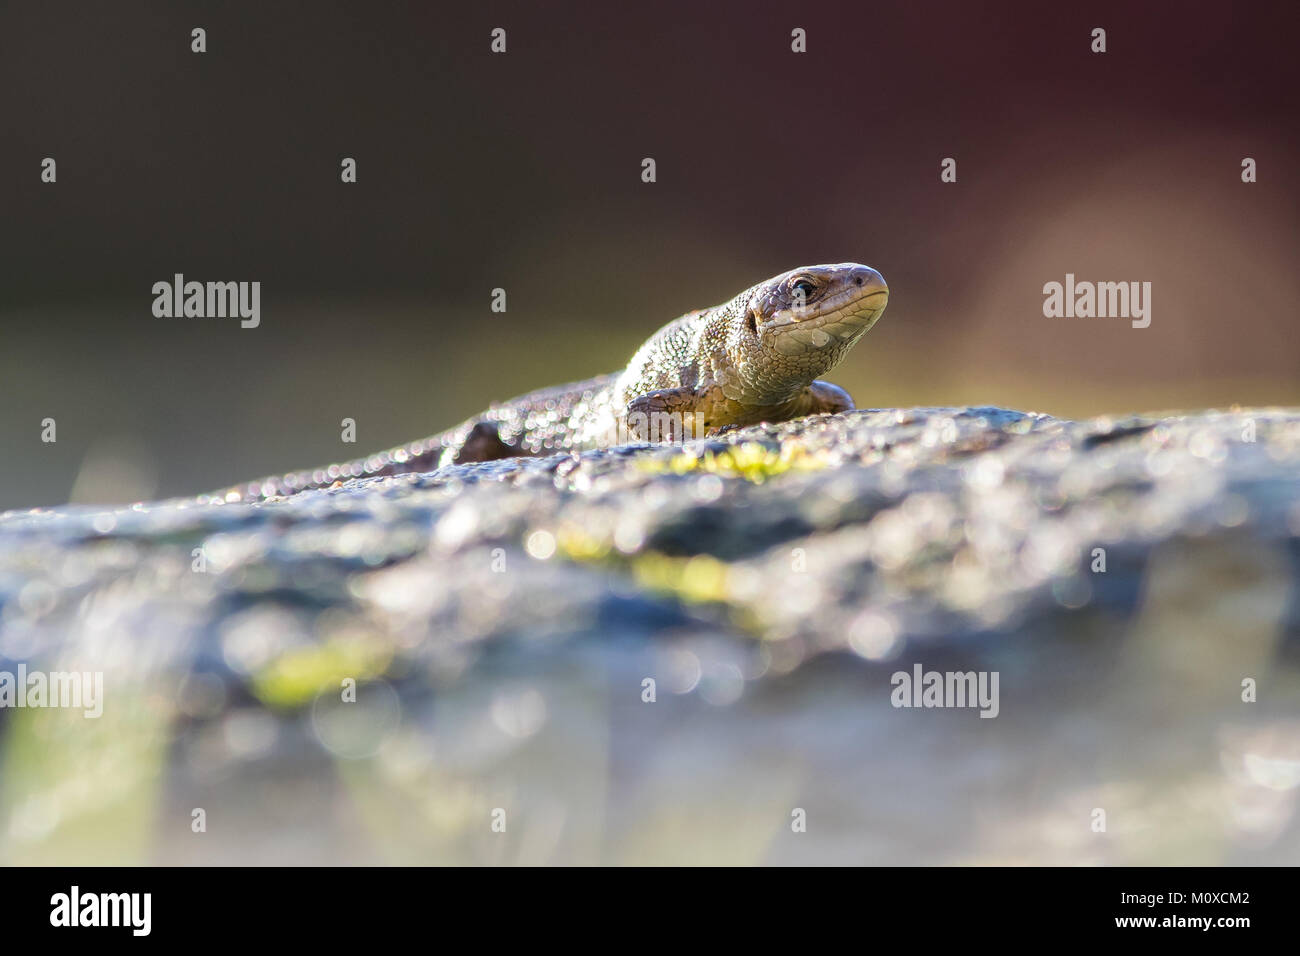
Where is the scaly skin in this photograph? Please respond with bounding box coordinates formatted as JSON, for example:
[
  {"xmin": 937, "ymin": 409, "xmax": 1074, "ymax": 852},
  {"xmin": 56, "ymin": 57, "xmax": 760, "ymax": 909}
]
[{"xmin": 209, "ymin": 263, "xmax": 888, "ymax": 502}]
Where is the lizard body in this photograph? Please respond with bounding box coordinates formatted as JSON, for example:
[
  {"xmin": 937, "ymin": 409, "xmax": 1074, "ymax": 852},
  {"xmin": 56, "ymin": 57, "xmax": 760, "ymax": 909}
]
[{"xmin": 212, "ymin": 263, "xmax": 888, "ymax": 502}]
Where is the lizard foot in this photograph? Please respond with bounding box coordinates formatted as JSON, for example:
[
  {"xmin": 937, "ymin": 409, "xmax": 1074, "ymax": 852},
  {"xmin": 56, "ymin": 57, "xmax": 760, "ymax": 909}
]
[
  {"xmin": 803, "ymin": 380, "xmax": 855, "ymax": 416},
  {"xmin": 626, "ymin": 387, "xmax": 704, "ymax": 442},
  {"xmin": 452, "ymin": 421, "xmax": 517, "ymax": 464}
]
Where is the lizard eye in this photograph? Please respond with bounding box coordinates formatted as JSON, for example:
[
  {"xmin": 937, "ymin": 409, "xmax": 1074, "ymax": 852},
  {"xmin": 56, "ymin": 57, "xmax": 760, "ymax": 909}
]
[{"xmin": 791, "ymin": 278, "xmax": 817, "ymax": 301}]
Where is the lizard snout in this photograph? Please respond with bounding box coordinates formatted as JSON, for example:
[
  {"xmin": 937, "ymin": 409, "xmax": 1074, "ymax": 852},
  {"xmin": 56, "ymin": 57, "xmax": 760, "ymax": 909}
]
[{"xmin": 849, "ymin": 266, "xmax": 888, "ymax": 301}]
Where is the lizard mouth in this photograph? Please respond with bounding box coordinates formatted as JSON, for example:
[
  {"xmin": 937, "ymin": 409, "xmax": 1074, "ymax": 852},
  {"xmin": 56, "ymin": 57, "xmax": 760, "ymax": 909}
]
[{"xmin": 761, "ymin": 287, "xmax": 888, "ymax": 352}]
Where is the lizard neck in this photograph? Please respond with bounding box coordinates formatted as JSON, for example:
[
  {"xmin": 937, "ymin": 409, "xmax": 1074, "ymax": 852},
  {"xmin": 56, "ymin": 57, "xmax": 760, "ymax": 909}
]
[{"xmin": 707, "ymin": 307, "xmax": 800, "ymax": 405}]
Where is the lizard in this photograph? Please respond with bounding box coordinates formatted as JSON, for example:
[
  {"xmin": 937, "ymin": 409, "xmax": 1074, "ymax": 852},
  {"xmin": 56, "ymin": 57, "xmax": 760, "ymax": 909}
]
[{"xmin": 209, "ymin": 262, "xmax": 889, "ymax": 502}]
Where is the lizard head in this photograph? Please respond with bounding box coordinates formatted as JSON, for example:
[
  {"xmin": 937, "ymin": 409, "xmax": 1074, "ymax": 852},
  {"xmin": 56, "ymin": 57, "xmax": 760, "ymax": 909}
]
[{"xmin": 728, "ymin": 263, "xmax": 889, "ymax": 402}]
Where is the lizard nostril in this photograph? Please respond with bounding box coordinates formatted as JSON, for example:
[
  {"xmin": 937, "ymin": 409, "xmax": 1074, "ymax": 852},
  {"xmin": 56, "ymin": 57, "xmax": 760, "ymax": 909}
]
[{"xmin": 854, "ymin": 276, "xmax": 863, "ymax": 286}]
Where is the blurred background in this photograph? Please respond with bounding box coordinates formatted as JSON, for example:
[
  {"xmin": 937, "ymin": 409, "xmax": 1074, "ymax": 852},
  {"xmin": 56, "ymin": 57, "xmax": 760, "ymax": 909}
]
[{"xmin": 1, "ymin": 0, "xmax": 1297, "ymax": 509}]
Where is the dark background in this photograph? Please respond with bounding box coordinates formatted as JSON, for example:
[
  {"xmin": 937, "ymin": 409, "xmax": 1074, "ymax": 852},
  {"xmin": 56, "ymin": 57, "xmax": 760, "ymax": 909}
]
[{"xmin": 2, "ymin": 0, "xmax": 1297, "ymax": 508}]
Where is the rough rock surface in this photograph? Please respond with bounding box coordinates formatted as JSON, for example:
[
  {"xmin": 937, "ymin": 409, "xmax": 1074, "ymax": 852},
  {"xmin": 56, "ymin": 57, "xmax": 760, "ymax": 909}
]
[{"xmin": 1, "ymin": 406, "xmax": 1298, "ymax": 864}]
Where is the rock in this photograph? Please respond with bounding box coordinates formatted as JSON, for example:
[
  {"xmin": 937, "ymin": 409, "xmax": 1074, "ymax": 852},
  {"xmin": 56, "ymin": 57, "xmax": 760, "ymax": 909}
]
[{"xmin": 0, "ymin": 406, "xmax": 1298, "ymax": 864}]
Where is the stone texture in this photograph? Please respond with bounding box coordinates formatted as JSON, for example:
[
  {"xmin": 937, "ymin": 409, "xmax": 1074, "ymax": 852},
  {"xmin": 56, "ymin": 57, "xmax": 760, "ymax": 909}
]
[{"xmin": 1, "ymin": 406, "xmax": 1298, "ymax": 864}]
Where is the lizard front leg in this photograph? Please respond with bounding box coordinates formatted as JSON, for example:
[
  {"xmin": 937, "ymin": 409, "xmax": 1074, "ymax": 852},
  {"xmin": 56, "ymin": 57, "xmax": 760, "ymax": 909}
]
[
  {"xmin": 626, "ymin": 386, "xmax": 711, "ymax": 441},
  {"xmin": 711, "ymin": 381, "xmax": 856, "ymax": 436},
  {"xmin": 798, "ymin": 380, "xmax": 855, "ymax": 416}
]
